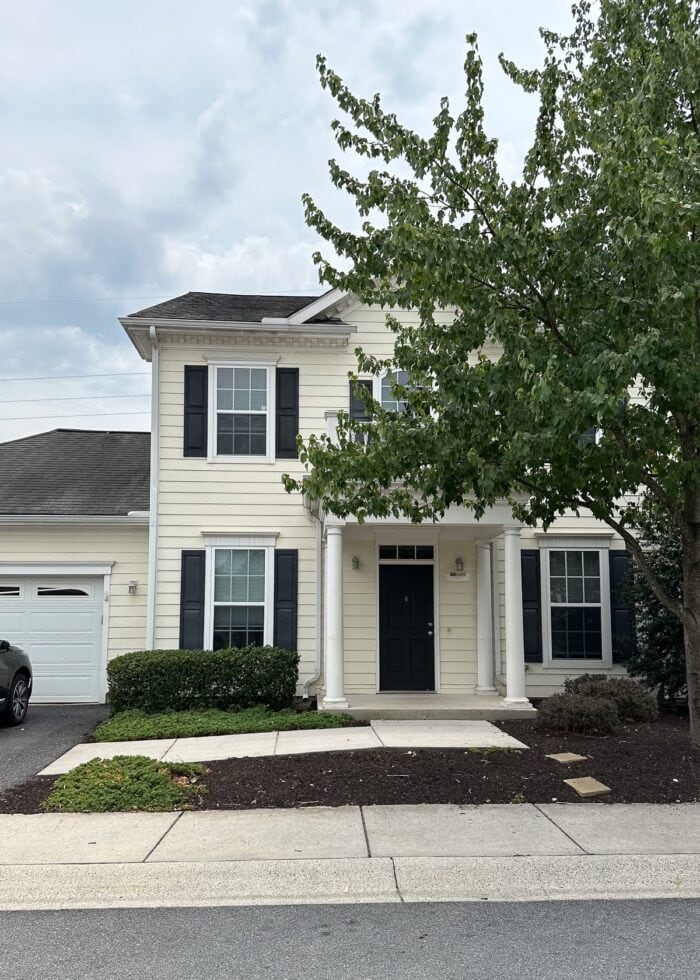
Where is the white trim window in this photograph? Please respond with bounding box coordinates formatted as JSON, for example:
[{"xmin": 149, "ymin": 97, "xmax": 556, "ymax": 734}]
[
  {"xmin": 543, "ymin": 548, "xmax": 611, "ymax": 665},
  {"xmin": 209, "ymin": 546, "xmax": 274, "ymax": 650},
  {"xmin": 376, "ymin": 369, "xmax": 410, "ymax": 413},
  {"xmin": 211, "ymin": 364, "xmax": 274, "ymax": 461}
]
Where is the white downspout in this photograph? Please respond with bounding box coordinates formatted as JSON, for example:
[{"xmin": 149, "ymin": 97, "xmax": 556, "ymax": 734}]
[
  {"xmin": 146, "ymin": 325, "xmax": 159, "ymax": 649},
  {"xmin": 302, "ymin": 497, "xmax": 323, "ymax": 699}
]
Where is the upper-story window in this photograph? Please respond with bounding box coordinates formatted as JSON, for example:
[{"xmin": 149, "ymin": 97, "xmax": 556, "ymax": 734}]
[
  {"xmin": 379, "ymin": 369, "xmax": 410, "ymax": 413},
  {"xmin": 213, "ymin": 365, "xmax": 272, "ymax": 460}
]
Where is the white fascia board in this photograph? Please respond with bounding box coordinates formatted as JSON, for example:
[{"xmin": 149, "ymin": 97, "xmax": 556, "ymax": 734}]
[
  {"xmin": 0, "ymin": 515, "xmax": 149, "ymax": 526},
  {"xmin": 287, "ymin": 288, "xmax": 349, "ymax": 324},
  {"xmin": 123, "ymin": 316, "xmax": 354, "ymax": 336},
  {"xmin": 0, "ymin": 561, "xmax": 114, "ymax": 575}
]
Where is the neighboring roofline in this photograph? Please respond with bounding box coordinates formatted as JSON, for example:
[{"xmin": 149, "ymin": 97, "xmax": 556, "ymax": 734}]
[
  {"xmin": 0, "ymin": 514, "xmax": 150, "ymax": 526},
  {"xmin": 120, "ymin": 315, "xmax": 356, "ymax": 360}
]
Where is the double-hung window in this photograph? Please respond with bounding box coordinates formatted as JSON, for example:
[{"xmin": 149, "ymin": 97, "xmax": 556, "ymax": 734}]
[
  {"xmin": 379, "ymin": 369, "xmax": 410, "ymax": 413},
  {"xmin": 545, "ymin": 548, "xmax": 608, "ymax": 662},
  {"xmin": 215, "ymin": 366, "xmax": 270, "ymax": 459},
  {"xmin": 212, "ymin": 548, "xmax": 268, "ymax": 650}
]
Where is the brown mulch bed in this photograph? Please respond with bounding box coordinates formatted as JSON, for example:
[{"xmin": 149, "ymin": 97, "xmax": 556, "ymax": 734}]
[{"xmin": 1, "ymin": 715, "xmax": 697, "ymax": 813}]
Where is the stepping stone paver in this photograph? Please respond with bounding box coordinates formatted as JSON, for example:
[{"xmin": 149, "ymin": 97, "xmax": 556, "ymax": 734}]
[
  {"xmin": 546, "ymin": 752, "xmax": 588, "ymax": 764},
  {"xmin": 563, "ymin": 776, "xmax": 611, "ymax": 798}
]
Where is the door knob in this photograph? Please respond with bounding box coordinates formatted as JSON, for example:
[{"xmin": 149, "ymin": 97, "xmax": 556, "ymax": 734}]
[{"xmin": 427, "ymin": 630, "xmax": 433, "ymax": 637}]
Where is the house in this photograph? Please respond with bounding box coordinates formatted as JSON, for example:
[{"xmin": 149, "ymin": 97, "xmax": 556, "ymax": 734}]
[{"xmin": 0, "ymin": 290, "xmax": 634, "ymax": 714}]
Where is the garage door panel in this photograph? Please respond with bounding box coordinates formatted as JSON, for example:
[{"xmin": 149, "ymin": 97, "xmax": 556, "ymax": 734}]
[
  {"xmin": 0, "ymin": 611, "xmax": 26, "ymax": 632},
  {"xmin": 29, "ymin": 642, "xmax": 101, "ymax": 668},
  {"xmin": 0, "ymin": 575, "xmax": 104, "ymax": 703},
  {"xmin": 28, "ymin": 610, "xmax": 101, "ymax": 633},
  {"xmin": 32, "ymin": 671, "xmax": 98, "ymax": 701}
]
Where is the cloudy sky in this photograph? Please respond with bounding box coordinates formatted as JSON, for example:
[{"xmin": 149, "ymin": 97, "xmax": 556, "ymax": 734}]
[{"xmin": 0, "ymin": 0, "xmax": 574, "ymax": 441}]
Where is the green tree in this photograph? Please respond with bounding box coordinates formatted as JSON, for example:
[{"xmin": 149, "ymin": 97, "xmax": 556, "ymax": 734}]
[
  {"xmin": 284, "ymin": 0, "xmax": 700, "ymax": 745},
  {"xmin": 626, "ymin": 507, "xmax": 687, "ymax": 707}
]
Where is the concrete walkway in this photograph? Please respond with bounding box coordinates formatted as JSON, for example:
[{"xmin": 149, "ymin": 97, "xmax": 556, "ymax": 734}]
[
  {"xmin": 39, "ymin": 720, "xmax": 527, "ymax": 775},
  {"xmin": 1, "ymin": 803, "xmax": 699, "ymax": 909}
]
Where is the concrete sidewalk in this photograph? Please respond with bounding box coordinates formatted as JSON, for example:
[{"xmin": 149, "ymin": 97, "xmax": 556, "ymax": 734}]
[
  {"xmin": 38, "ymin": 720, "xmax": 527, "ymax": 775},
  {"xmin": 1, "ymin": 803, "xmax": 699, "ymax": 909}
]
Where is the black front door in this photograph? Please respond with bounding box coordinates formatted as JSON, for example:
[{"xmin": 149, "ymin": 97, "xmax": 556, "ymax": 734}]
[{"xmin": 379, "ymin": 564, "xmax": 435, "ymax": 691}]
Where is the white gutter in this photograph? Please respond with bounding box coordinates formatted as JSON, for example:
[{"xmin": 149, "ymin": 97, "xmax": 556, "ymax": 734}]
[
  {"xmin": 302, "ymin": 496, "xmax": 323, "ymax": 699},
  {"xmin": 146, "ymin": 325, "xmax": 159, "ymax": 649}
]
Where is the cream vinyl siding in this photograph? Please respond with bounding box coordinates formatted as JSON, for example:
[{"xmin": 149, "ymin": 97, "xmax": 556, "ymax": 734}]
[{"xmin": 0, "ymin": 524, "xmax": 148, "ymax": 660}]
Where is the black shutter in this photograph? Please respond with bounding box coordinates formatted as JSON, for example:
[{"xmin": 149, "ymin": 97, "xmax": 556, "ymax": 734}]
[
  {"xmin": 610, "ymin": 550, "xmax": 634, "ymax": 663},
  {"xmin": 273, "ymin": 549, "xmax": 298, "ymax": 651},
  {"xmin": 521, "ymin": 549, "xmax": 543, "ymax": 663},
  {"xmin": 179, "ymin": 550, "xmax": 205, "ymax": 649},
  {"xmin": 349, "ymin": 379, "xmax": 373, "ymax": 419},
  {"xmin": 275, "ymin": 368, "xmax": 299, "ymax": 459},
  {"xmin": 183, "ymin": 366, "xmax": 208, "ymax": 457}
]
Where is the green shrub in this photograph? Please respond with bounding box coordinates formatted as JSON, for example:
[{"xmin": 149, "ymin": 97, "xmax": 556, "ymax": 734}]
[
  {"xmin": 92, "ymin": 706, "xmax": 360, "ymax": 742},
  {"xmin": 564, "ymin": 674, "xmax": 658, "ymax": 722},
  {"xmin": 42, "ymin": 756, "xmax": 207, "ymax": 812},
  {"xmin": 107, "ymin": 646, "xmax": 299, "ymax": 714},
  {"xmin": 536, "ymin": 692, "xmax": 620, "ymax": 735}
]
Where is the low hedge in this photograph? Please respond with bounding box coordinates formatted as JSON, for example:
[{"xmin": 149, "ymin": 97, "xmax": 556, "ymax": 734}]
[
  {"xmin": 107, "ymin": 646, "xmax": 299, "ymax": 714},
  {"xmin": 564, "ymin": 674, "xmax": 658, "ymax": 723}
]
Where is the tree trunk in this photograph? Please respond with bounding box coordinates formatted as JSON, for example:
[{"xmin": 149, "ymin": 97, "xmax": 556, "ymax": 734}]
[{"xmin": 682, "ymin": 492, "xmax": 700, "ymax": 749}]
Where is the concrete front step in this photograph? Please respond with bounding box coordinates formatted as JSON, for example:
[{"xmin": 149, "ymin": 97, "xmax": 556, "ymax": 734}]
[{"xmin": 322, "ymin": 693, "xmax": 537, "ymax": 721}]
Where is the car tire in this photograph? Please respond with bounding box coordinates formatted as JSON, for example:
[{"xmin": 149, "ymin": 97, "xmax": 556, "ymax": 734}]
[{"xmin": 5, "ymin": 672, "xmax": 30, "ymax": 726}]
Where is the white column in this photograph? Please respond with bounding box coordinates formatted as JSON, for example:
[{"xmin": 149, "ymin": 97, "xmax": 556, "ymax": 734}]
[
  {"xmin": 322, "ymin": 524, "xmax": 348, "ymax": 709},
  {"xmin": 503, "ymin": 527, "xmax": 531, "ymax": 706},
  {"xmin": 475, "ymin": 542, "xmax": 496, "ymax": 694}
]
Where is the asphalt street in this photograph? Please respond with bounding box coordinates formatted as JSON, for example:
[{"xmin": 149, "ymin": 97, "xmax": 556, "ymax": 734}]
[
  {"xmin": 0, "ymin": 704, "xmax": 109, "ymax": 791},
  {"xmin": 1, "ymin": 899, "xmax": 698, "ymax": 980}
]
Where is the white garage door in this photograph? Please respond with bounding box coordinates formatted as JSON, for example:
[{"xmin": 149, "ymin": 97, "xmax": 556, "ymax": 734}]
[{"xmin": 0, "ymin": 576, "xmax": 104, "ymax": 703}]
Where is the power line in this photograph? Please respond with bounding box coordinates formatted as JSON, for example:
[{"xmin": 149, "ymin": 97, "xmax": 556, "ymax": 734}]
[
  {"xmin": 0, "ymin": 371, "xmax": 150, "ymax": 383},
  {"xmin": 7, "ymin": 392, "xmax": 150, "ymax": 405},
  {"xmin": 0, "ymin": 295, "xmax": 170, "ymax": 306},
  {"xmin": 0, "ymin": 410, "xmax": 151, "ymax": 422}
]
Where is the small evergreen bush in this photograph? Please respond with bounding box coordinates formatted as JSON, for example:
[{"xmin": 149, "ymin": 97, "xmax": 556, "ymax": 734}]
[
  {"xmin": 536, "ymin": 692, "xmax": 620, "ymax": 735},
  {"xmin": 564, "ymin": 674, "xmax": 658, "ymax": 722},
  {"xmin": 107, "ymin": 646, "xmax": 299, "ymax": 714}
]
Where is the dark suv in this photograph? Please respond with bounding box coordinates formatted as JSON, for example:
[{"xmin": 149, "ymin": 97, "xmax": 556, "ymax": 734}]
[{"xmin": 0, "ymin": 640, "xmax": 32, "ymax": 725}]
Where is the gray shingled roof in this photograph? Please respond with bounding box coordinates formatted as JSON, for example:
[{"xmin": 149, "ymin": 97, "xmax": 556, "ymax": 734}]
[
  {"xmin": 128, "ymin": 292, "xmax": 323, "ymax": 323},
  {"xmin": 0, "ymin": 429, "xmax": 150, "ymax": 516}
]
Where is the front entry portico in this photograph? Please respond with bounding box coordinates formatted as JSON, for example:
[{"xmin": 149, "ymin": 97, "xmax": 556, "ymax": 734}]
[{"xmin": 320, "ymin": 509, "xmax": 533, "ymax": 718}]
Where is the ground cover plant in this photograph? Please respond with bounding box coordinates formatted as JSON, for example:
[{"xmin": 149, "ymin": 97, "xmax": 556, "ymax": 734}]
[
  {"xmin": 41, "ymin": 756, "xmax": 207, "ymax": 813},
  {"xmin": 91, "ymin": 707, "xmax": 361, "ymax": 742}
]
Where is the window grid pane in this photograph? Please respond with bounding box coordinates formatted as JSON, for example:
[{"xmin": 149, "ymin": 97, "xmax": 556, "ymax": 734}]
[
  {"xmin": 216, "ymin": 367, "xmax": 268, "ymax": 456},
  {"xmin": 380, "ymin": 370, "xmax": 409, "ymax": 413},
  {"xmin": 213, "ymin": 549, "xmax": 266, "ymax": 649},
  {"xmin": 549, "ymin": 550, "xmax": 603, "ymax": 661}
]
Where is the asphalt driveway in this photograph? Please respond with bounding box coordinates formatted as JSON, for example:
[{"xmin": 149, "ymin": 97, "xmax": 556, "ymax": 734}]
[{"xmin": 0, "ymin": 704, "xmax": 109, "ymax": 792}]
